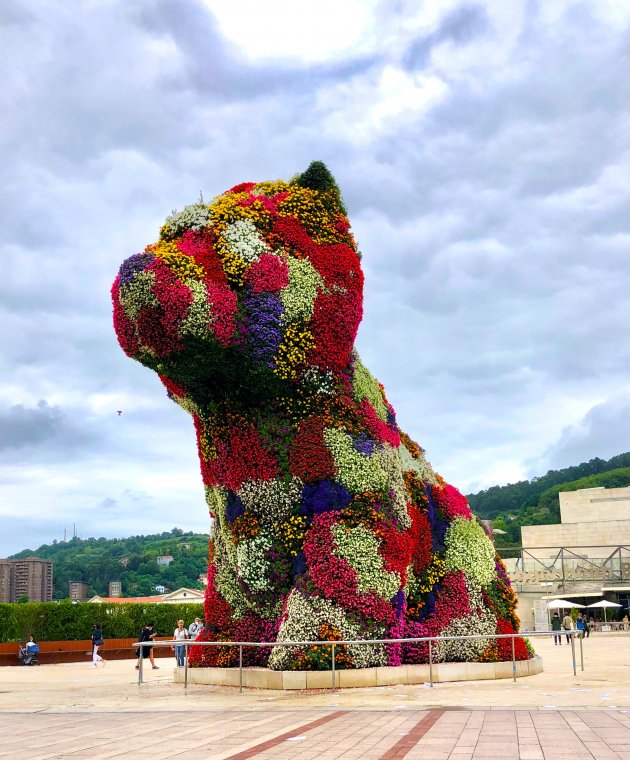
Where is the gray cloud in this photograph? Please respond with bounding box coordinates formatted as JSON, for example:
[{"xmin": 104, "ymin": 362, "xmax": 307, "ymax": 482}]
[
  {"xmin": 0, "ymin": 0, "xmax": 628, "ymax": 553},
  {"xmin": 530, "ymin": 397, "xmax": 630, "ymax": 475}
]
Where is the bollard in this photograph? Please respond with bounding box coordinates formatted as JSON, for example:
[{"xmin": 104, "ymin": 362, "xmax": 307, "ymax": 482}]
[
  {"xmin": 428, "ymin": 639, "xmax": 433, "ymax": 688},
  {"xmin": 184, "ymin": 642, "xmax": 189, "ymax": 689},
  {"xmin": 331, "ymin": 642, "xmax": 336, "ymax": 692},
  {"xmin": 239, "ymin": 645, "xmax": 243, "ymax": 694},
  {"xmin": 511, "ymin": 636, "xmax": 516, "ymax": 682},
  {"xmin": 138, "ymin": 647, "xmax": 143, "ymax": 685},
  {"xmin": 570, "ymin": 632, "xmax": 576, "ymax": 676}
]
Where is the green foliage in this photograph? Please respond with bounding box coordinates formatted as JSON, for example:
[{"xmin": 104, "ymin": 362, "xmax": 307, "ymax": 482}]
[
  {"xmin": 9, "ymin": 528, "xmax": 209, "ymax": 600},
  {"xmin": 293, "ymin": 160, "xmax": 347, "ymax": 214},
  {"xmin": 467, "ymin": 453, "xmax": 630, "ymax": 546},
  {"xmin": 0, "ymin": 601, "xmax": 204, "ymax": 643}
]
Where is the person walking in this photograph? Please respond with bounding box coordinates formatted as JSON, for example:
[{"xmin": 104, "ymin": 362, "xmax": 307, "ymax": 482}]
[
  {"xmin": 188, "ymin": 617, "xmax": 203, "ymax": 639},
  {"xmin": 551, "ymin": 613, "xmax": 562, "ymax": 645},
  {"xmin": 575, "ymin": 613, "xmax": 586, "ymax": 639},
  {"xmin": 172, "ymin": 620, "xmax": 189, "ymax": 667},
  {"xmin": 91, "ymin": 624, "xmax": 106, "ymax": 667},
  {"xmin": 135, "ymin": 623, "xmax": 159, "ymax": 670},
  {"xmin": 562, "ymin": 612, "xmax": 574, "ymax": 644}
]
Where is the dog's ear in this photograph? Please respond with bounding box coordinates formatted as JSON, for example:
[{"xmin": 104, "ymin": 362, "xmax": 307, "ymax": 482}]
[{"xmin": 294, "ymin": 161, "xmax": 347, "ymax": 214}]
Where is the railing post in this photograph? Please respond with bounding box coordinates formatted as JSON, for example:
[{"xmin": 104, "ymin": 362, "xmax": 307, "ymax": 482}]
[
  {"xmin": 331, "ymin": 642, "xmax": 336, "ymax": 691},
  {"xmin": 570, "ymin": 632, "xmax": 576, "ymax": 676},
  {"xmin": 239, "ymin": 645, "xmax": 243, "ymax": 694},
  {"xmin": 184, "ymin": 642, "xmax": 189, "ymax": 689},
  {"xmin": 428, "ymin": 639, "xmax": 433, "ymax": 688},
  {"xmin": 579, "ymin": 631, "xmax": 584, "ymax": 672},
  {"xmin": 138, "ymin": 646, "xmax": 143, "ymax": 685},
  {"xmin": 511, "ymin": 636, "xmax": 516, "ymax": 682}
]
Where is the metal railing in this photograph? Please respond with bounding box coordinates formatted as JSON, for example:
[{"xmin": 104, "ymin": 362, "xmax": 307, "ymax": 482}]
[
  {"xmin": 497, "ymin": 545, "xmax": 630, "ymax": 589},
  {"xmin": 133, "ymin": 630, "xmax": 584, "ymax": 693}
]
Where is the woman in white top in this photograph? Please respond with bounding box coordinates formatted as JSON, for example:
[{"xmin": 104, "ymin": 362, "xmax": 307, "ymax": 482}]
[{"xmin": 172, "ymin": 620, "xmax": 189, "ymax": 667}]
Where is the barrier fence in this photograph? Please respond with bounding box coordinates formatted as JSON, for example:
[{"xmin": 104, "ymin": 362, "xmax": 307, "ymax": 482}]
[{"xmin": 133, "ymin": 630, "xmax": 584, "ymax": 693}]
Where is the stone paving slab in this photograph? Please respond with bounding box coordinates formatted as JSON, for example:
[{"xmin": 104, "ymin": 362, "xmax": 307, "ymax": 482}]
[{"xmin": 0, "ymin": 709, "xmax": 628, "ymax": 760}]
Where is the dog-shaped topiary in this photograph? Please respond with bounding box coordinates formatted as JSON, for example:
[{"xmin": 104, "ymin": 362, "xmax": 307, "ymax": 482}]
[{"xmin": 112, "ymin": 162, "xmax": 528, "ymax": 670}]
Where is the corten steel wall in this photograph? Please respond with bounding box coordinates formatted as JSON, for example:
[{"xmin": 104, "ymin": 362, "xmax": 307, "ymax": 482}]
[{"xmin": 0, "ymin": 637, "xmax": 173, "ymax": 666}]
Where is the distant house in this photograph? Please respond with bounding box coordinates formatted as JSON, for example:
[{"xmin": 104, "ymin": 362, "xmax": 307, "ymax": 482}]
[
  {"xmin": 119, "ymin": 557, "xmax": 129, "ymax": 567},
  {"xmin": 156, "ymin": 555, "xmax": 174, "ymax": 566},
  {"xmin": 154, "ymin": 584, "xmax": 166, "ymax": 593},
  {"xmin": 179, "ymin": 542, "xmax": 191, "ymax": 550},
  {"xmin": 198, "ymin": 573, "xmax": 208, "ymax": 587},
  {"xmin": 88, "ymin": 587, "xmax": 203, "ymax": 604}
]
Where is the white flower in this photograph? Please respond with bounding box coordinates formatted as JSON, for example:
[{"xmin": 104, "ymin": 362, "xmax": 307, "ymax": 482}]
[
  {"xmin": 444, "ymin": 517, "xmax": 496, "ymax": 588},
  {"xmin": 280, "ymin": 257, "xmax": 323, "ymax": 323},
  {"xmin": 222, "ymin": 220, "xmax": 268, "ymax": 262},
  {"xmin": 331, "ymin": 524, "xmax": 401, "ymax": 600},
  {"xmin": 119, "ymin": 272, "xmax": 157, "ymax": 320},
  {"xmin": 268, "ymin": 590, "xmax": 387, "ymax": 670},
  {"xmin": 238, "ymin": 477, "xmax": 303, "ymax": 529},
  {"xmin": 236, "ymin": 533, "xmax": 273, "ymax": 591},
  {"xmin": 162, "ymin": 203, "xmax": 212, "ymax": 237}
]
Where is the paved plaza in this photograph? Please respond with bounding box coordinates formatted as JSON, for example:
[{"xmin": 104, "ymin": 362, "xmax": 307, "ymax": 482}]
[{"xmin": 0, "ymin": 635, "xmax": 628, "ymax": 759}]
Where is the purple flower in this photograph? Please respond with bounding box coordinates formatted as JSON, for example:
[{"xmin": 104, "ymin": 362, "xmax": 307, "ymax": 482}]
[
  {"xmin": 300, "ymin": 480, "xmax": 352, "ymax": 515},
  {"xmin": 118, "ymin": 253, "xmax": 155, "ymax": 284},
  {"xmin": 226, "ymin": 491, "xmax": 244, "ymax": 523},
  {"xmin": 427, "ymin": 486, "xmax": 449, "ymax": 553},
  {"xmin": 242, "ymin": 289, "xmax": 284, "ymax": 367},
  {"xmin": 353, "ymin": 432, "xmax": 376, "ymax": 456}
]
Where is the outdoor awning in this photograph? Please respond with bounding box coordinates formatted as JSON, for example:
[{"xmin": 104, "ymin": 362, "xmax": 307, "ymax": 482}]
[
  {"xmin": 547, "ymin": 599, "xmax": 585, "ymax": 609},
  {"xmin": 548, "ymin": 591, "xmax": 602, "ymax": 599}
]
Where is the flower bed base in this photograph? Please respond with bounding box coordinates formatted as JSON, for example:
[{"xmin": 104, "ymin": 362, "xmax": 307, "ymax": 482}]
[{"xmin": 175, "ymin": 656, "xmax": 543, "ymax": 689}]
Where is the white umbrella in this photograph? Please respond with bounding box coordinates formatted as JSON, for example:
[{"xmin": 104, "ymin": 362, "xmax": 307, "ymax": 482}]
[
  {"xmin": 586, "ymin": 599, "xmax": 622, "ymax": 623},
  {"xmin": 547, "ymin": 599, "xmax": 585, "ymax": 609}
]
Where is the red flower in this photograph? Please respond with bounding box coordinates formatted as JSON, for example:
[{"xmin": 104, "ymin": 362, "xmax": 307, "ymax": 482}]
[
  {"xmin": 359, "ymin": 398, "xmax": 401, "ymax": 447},
  {"xmin": 289, "ymin": 416, "xmax": 337, "ymax": 482},
  {"xmin": 111, "ymin": 278, "xmax": 139, "ymax": 357},
  {"xmin": 245, "ymin": 253, "xmax": 289, "ymax": 293},
  {"xmin": 304, "ymin": 512, "xmax": 396, "ymax": 623},
  {"xmin": 432, "ymin": 484, "xmax": 472, "ymax": 520},
  {"xmin": 177, "ymin": 230, "xmax": 228, "ymax": 286},
  {"xmin": 496, "ymin": 619, "xmax": 530, "ymax": 661},
  {"xmin": 206, "ymin": 424, "xmax": 277, "ymax": 491}
]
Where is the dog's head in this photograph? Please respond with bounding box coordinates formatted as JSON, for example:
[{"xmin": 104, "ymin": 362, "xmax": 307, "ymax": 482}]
[{"xmin": 112, "ymin": 162, "xmax": 364, "ymax": 409}]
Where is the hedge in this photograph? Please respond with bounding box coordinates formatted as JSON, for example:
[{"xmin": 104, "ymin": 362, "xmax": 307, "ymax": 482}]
[{"xmin": 0, "ymin": 601, "xmax": 204, "ymax": 643}]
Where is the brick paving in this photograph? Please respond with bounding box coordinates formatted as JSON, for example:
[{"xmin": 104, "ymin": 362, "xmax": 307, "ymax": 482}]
[{"xmin": 0, "ymin": 709, "xmax": 628, "ymax": 760}]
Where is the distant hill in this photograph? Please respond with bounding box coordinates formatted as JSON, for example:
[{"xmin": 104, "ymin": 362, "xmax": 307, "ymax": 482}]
[
  {"xmin": 10, "ymin": 528, "xmax": 209, "ymax": 600},
  {"xmin": 467, "ymin": 453, "xmax": 630, "ymax": 546}
]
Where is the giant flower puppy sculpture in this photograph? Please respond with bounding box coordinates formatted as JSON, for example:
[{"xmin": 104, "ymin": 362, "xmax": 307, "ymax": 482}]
[{"xmin": 112, "ymin": 162, "xmax": 529, "ymax": 670}]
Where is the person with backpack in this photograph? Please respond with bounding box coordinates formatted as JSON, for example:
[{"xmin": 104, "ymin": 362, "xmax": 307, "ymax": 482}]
[{"xmin": 91, "ymin": 623, "xmax": 106, "ymax": 667}]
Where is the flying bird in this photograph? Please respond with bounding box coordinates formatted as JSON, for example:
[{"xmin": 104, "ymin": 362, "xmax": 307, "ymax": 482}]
[{"xmin": 116, "ymin": 410, "xmax": 123, "ymax": 416}]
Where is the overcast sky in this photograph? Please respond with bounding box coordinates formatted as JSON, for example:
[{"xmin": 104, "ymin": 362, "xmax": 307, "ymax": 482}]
[{"xmin": 1, "ymin": 0, "xmax": 628, "ymax": 556}]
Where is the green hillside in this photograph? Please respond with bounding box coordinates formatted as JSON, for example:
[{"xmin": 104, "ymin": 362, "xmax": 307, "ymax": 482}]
[
  {"xmin": 467, "ymin": 453, "xmax": 630, "ymax": 546},
  {"xmin": 10, "ymin": 528, "xmax": 209, "ymax": 600}
]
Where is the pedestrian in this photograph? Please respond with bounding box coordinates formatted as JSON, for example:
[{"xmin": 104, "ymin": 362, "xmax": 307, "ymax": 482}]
[
  {"xmin": 623, "ymin": 614, "xmax": 629, "ymax": 631},
  {"xmin": 562, "ymin": 611, "xmax": 574, "ymax": 644},
  {"xmin": 551, "ymin": 612, "xmax": 562, "ymax": 645},
  {"xmin": 135, "ymin": 623, "xmax": 159, "ymax": 670},
  {"xmin": 188, "ymin": 617, "xmax": 203, "ymax": 639},
  {"xmin": 575, "ymin": 613, "xmax": 585, "ymax": 639},
  {"xmin": 25, "ymin": 635, "xmax": 39, "ymax": 654},
  {"xmin": 91, "ymin": 623, "xmax": 106, "ymax": 667},
  {"xmin": 583, "ymin": 614, "xmax": 590, "ymax": 638},
  {"xmin": 172, "ymin": 620, "xmax": 189, "ymax": 667}
]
